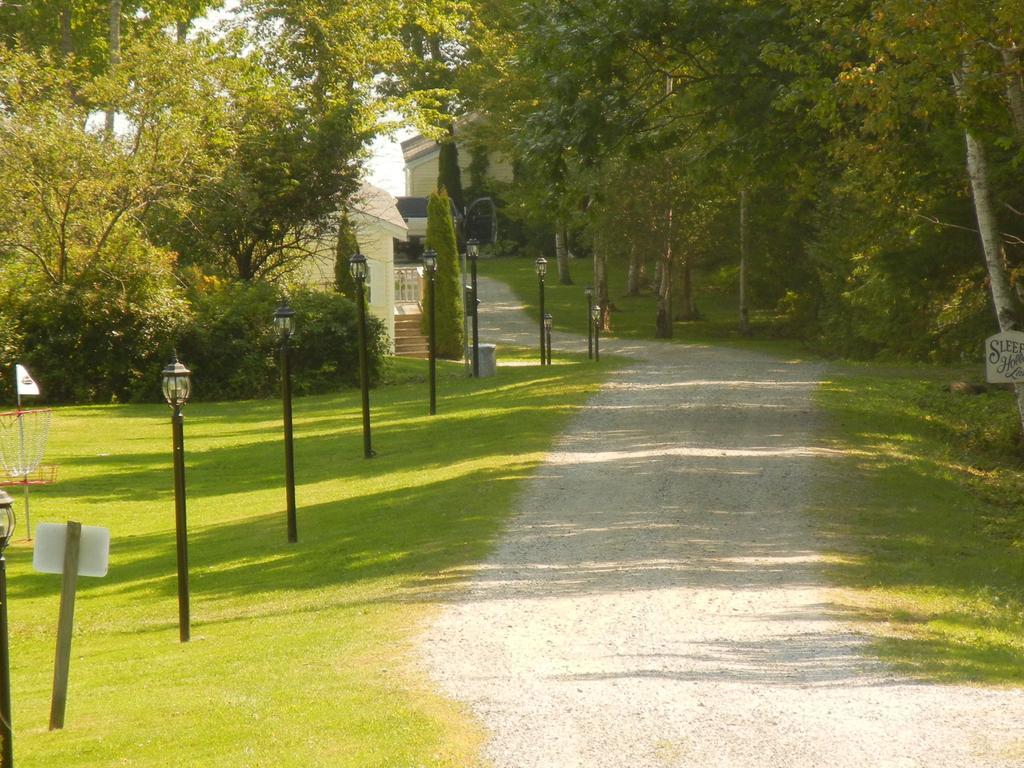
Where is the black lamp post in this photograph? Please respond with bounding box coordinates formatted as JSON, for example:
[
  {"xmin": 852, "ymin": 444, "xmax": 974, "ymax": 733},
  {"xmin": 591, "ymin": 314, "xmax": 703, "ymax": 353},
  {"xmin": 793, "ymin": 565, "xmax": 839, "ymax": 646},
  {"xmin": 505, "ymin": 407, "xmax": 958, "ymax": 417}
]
[
  {"xmin": 422, "ymin": 250, "xmax": 438, "ymax": 415},
  {"xmin": 274, "ymin": 302, "xmax": 298, "ymax": 543},
  {"xmin": 535, "ymin": 257, "xmax": 547, "ymax": 366},
  {"xmin": 591, "ymin": 304, "xmax": 601, "ymax": 362},
  {"xmin": 543, "ymin": 313, "xmax": 553, "ymax": 366},
  {"xmin": 349, "ymin": 253, "xmax": 374, "ymax": 458},
  {"xmin": 585, "ymin": 286, "xmax": 594, "ymax": 359},
  {"xmin": 162, "ymin": 357, "xmax": 193, "ymax": 643},
  {"xmin": 0, "ymin": 490, "xmax": 15, "ymax": 768},
  {"xmin": 467, "ymin": 239, "xmax": 480, "ymax": 377}
]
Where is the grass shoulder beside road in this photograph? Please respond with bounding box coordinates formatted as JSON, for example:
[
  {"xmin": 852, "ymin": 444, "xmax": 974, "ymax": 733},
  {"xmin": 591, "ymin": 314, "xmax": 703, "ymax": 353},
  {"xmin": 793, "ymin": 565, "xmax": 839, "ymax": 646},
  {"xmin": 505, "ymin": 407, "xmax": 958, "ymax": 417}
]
[
  {"xmin": 482, "ymin": 256, "xmax": 1024, "ymax": 683},
  {"xmin": 814, "ymin": 364, "xmax": 1024, "ymax": 684},
  {"xmin": 10, "ymin": 350, "xmax": 612, "ymax": 767}
]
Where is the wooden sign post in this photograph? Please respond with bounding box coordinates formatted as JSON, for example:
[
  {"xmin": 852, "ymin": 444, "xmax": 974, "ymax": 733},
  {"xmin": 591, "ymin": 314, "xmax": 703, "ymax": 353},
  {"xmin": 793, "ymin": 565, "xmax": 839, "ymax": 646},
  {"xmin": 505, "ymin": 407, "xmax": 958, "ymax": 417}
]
[
  {"xmin": 49, "ymin": 522, "xmax": 81, "ymax": 730},
  {"xmin": 32, "ymin": 521, "xmax": 109, "ymax": 731}
]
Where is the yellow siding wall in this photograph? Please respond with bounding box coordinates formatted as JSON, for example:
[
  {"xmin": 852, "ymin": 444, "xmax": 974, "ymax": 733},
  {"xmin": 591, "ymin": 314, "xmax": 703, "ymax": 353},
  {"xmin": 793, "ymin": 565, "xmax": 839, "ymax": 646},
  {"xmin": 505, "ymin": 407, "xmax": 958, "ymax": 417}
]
[
  {"xmin": 406, "ymin": 150, "xmax": 514, "ymax": 197},
  {"xmin": 408, "ymin": 159, "xmax": 438, "ymax": 198},
  {"xmin": 353, "ymin": 218, "xmax": 396, "ymax": 351}
]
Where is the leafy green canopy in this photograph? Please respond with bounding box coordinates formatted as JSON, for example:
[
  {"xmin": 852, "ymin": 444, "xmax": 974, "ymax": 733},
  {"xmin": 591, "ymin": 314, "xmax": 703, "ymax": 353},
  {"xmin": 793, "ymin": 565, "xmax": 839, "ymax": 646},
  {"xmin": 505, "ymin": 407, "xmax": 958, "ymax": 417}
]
[{"xmin": 461, "ymin": 0, "xmax": 1024, "ymax": 361}]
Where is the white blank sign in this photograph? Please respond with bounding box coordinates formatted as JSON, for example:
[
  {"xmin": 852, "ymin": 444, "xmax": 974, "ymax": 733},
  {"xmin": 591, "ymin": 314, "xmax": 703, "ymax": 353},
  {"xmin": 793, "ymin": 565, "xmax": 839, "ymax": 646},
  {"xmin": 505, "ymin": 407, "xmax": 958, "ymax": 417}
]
[{"xmin": 33, "ymin": 523, "xmax": 110, "ymax": 577}]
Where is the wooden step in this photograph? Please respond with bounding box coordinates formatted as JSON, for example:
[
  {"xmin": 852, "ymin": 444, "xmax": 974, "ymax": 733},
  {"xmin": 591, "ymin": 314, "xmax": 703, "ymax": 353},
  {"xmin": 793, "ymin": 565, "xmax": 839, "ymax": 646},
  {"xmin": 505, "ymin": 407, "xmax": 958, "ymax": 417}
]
[{"xmin": 393, "ymin": 314, "xmax": 430, "ymax": 358}]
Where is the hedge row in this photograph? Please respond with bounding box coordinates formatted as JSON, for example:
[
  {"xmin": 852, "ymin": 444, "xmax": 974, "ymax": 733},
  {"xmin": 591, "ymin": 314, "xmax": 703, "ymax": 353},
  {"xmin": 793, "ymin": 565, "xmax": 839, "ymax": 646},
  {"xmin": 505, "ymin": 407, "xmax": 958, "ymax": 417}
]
[{"xmin": 1, "ymin": 281, "xmax": 387, "ymax": 404}]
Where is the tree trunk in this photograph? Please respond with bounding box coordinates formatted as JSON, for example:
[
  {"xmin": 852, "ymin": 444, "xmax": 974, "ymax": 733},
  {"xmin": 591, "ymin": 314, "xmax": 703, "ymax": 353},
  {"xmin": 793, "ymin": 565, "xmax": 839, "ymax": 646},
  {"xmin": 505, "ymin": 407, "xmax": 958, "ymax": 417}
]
[
  {"xmin": 555, "ymin": 220, "xmax": 573, "ymax": 285},
  {"xmin": 655, "ymin": 205, "xmax": 673, "ymax": 338},
  {"xmin": 177, "ymin": 20, "xmax": 189, "ymax": 44},
  {"xmin": 60, "ymin": 8, "xmax": 74, "ymax": 58},
  {"xmin": 654, "ymin": 73, "xmax": 675, "ymax": 338},
  {"xmin": 1002, "ymin": 48, "xmax": 1024, "ymax": 136},
  {"xmin": 105, "ymin": 0, "xmax": 121, "ymax": 135},
  {"xmin": 965, "ymin": 131, "xmax": 1018, "ymax": 331},
  {"xmin": 594, "ymin": 235, "xmax": 609, "ymax": 331},
  {"xmin": 739, "ymin": 188, "xmax": 751, "ymax": 335},
  {"xmin": 626, "ymin": 244, "xmax": 641, "ymax": 296},
  {"xmin": 963, "ymin": 128, "xmax": 1024, "ymax": 431},
  {"xmin": 675, "ymin": 252, "xmax": 700, "ymax": 320}
]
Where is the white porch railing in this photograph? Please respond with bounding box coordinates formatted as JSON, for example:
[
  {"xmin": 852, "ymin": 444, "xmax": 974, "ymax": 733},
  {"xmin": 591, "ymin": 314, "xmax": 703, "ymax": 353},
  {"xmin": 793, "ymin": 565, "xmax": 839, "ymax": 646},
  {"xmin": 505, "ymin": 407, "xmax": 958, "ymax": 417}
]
[{"xmin": 395, "ymin": 265, "xmax": 424, "ymax": 305}]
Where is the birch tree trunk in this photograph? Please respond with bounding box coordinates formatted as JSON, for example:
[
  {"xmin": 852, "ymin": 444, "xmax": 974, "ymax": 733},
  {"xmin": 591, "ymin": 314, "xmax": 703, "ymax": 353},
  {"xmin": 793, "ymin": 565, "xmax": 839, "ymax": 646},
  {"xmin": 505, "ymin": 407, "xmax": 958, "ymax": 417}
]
[
  {"xmin": 739, "ymin": 188, "xmax": 751, "ymax": 335},
  {"xmin": 655, "ymin": 74, "xmax": 675, "ymax": 338},
  {"xmin": 655, "ymin": 204, "xmax": 673, "ymax": 338},
  {"xmin": 594, "ymin": 234, "xmax": 609, "ymax": 331},
  {"xmin": 963, "ymin": 127, "xmax": 1024, "ymax": 432},
  {"xmin": 555, "ymin": 220, "xmax": 573, "ymax": 284},
  {"xmin": 105, "ymin": 0, "xmax": 121, "ymax": 135},
  {"xmin": 996, "ymin": 49, "xmax": 1024, "ymax": 309},
  {"xmin": 1002, "ymin": 48, "xmax": 1024, "ymax": 136},
  {"xmin": 675, "ymin": 253, "xmax": 699, "ymax": 320},
  {"xmin": 626, "ymin": 245, "xmax": 641, "ymax": 296}
]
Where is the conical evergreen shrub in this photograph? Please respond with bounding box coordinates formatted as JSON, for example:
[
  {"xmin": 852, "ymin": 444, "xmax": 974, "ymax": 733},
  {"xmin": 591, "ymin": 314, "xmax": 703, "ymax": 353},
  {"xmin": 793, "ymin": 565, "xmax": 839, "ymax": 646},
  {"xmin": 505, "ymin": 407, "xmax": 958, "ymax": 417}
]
[{"xmin": 423, "ymin": 190, "xmax": 464, "ymax": 358}]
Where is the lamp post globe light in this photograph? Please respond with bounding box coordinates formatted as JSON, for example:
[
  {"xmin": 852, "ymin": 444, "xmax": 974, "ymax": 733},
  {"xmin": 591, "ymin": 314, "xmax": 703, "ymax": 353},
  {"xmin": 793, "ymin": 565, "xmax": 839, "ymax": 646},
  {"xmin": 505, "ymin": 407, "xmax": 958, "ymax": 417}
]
[
  {"xmin": 535, "ymin": 257, "xmax": 548, "ymax": 366},
  {"xmin": 422, "ymin": 249, "xmax": 438, "ymax": 415},
  {"xmin": 585, "ymin": 286, "xmax": 594, "ymax": 359},
  {"xmin": 348, "ymin": 254, "xmax": 375, "ymax": 458},
  {"xmin": 591, "ymin": 304, "xmax": 601, "ymax": 362},
  {"xmin": 543, "ymin": 313, "xmax": 553, "ymax": 366},
  {"xmin": 162, "ymin": 357, "xmax": 193, "ymax": 643},
  {"xmin": 467, "ymin": 238, "xmax": 480, "ymax": 378},
  {"xmin": 0, "ymin": 490, "xmax": 15, "ymax": 768},
  {"xmin": 274, "ymin": 302, "xmax": 298, "ymax": 543}
]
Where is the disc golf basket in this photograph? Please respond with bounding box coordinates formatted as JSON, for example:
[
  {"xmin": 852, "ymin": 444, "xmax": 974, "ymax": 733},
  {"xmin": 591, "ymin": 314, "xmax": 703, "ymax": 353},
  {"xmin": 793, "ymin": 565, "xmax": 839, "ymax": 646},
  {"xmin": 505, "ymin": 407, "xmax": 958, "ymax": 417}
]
[{"xmin": 0, "ymin": 408, "xmax": 56, "ymax": 538}]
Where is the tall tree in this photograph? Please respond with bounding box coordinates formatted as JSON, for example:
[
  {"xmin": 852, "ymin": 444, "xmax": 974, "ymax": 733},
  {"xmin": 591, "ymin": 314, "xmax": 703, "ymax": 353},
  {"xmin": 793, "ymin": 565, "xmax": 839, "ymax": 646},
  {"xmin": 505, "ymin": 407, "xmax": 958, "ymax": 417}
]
[
  {"xmin": 423, "ymin": 190, "xmax": 464, "ymax": 358},
  {"xmin": 437, "ymin": 137, "xmax": 464, "ymax": 213},
  {"xmin": 0, "ymin": 36, "xmax": 226, "ymax": 286},
  {"xmin": 105, "ymin": 0, "xmax": 121, "ymax": 133},
  {"xmin": 334, "ymin": 209, "xmax": 359, "ymax": 297},
  {"xmin": 782, "ymin": 0, "xmax": 1024, "ymax": 421}
]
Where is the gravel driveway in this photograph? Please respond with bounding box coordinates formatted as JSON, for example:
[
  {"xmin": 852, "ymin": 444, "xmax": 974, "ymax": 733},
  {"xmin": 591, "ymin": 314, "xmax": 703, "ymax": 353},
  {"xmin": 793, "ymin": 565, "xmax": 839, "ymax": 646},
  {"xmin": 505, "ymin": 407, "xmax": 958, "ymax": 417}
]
[{"xmin": 419, "ymin": 276, "xmax": 1023, "ymax": 767}]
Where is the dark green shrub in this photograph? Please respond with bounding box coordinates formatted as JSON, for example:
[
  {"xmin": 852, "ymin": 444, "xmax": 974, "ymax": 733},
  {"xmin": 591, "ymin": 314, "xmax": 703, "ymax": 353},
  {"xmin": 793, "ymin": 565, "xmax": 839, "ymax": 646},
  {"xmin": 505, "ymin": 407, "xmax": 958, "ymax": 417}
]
[
  {"xmin": 289, "ymin": 289, "xmax": 387, "ymax": 394},
  {"xmin": 176, "ymin": 281, "xmax": 280, "ymax": 400},
  {"xmin": 177, "ymin": 282, "xmax": 386, "ymax": 401},
  {"xmin": 0, "ymin": 257, "xmax": 186, "ymax": 404}
]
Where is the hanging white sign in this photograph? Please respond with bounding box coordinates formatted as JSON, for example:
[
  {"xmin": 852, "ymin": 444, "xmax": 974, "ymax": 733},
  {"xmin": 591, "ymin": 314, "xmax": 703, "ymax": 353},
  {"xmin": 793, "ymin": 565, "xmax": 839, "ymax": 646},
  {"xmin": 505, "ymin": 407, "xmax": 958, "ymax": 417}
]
[
  {"xmin": 33, "ymin": 524, "xmax": 110, "ymax": 577},
  {"xmin": 985, "ymin": 331, "xmax": 1024, "ymax": 383}
]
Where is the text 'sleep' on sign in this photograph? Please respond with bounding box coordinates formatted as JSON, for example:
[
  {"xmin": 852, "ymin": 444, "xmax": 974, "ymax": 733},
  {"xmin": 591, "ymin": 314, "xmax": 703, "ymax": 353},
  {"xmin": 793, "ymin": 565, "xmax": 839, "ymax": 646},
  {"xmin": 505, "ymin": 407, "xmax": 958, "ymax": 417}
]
[{"xmin": 986, "ymin": 330, "xmax": 1024, "ymax": 383}]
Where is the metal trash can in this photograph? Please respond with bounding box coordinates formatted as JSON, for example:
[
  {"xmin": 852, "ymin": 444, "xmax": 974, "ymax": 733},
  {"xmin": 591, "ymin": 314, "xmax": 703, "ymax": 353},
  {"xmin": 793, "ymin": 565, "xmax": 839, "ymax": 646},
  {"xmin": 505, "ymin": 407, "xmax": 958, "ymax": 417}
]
[{"xmin": 478, "ymin": 344, "xmax": 497, "ymax": 377}]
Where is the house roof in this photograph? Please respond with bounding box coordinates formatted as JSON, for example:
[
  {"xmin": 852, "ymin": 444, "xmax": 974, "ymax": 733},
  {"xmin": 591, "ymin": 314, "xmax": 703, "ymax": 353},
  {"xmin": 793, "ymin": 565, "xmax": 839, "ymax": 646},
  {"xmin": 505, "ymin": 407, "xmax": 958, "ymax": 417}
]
[
  {"xmin": 401, "ymin": 135, "xmax": 439, "ymax": 164},
  {"xmin": 349, "ymin": 182, "xmax": 408, "ymax": 235},
  {"xmin": 396, "ymin": 196, "xmax": 429, "ymax": 220},
  {"xmin": 395, "ymin": 195, "xmax": 461, "ymax": 228},
  {"xmin": 400, "ymin": 115, "xmax": 486, "ymax": 163}
]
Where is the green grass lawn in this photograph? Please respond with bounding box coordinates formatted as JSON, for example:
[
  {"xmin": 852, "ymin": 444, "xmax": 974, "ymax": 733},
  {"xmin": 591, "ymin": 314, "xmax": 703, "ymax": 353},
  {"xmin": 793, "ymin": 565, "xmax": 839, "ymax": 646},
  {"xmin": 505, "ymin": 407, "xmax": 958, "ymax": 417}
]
[
  {"xmin": 480, "ymin": 255, "xmax": 805, "ymax": 357},
  {"xmin": 6, "ymin": 351, "xmax": 610, "ymax": 767},
  {"xmin": 814, "ymin": 364, "xmax": 1024, "ymax": 684}
]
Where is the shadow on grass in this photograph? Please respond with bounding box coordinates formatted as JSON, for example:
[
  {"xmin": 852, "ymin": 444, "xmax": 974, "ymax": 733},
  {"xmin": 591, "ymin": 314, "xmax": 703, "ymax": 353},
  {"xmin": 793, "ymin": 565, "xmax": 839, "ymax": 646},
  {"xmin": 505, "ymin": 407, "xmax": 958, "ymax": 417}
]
[
  {"xmin": 36, "ymin": 369, "xmax": 585, "ymax": 505},
  {"xmin": 8, "ymin": 363, "xmax": 603, "ymax": 619},
  {"xmin": 814, "ymin": 370, "xmax": 1024, "ymax": 684},
  {"xmin": 10, "ymin": 465, "xmax": 522, "ymax": 603}
]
